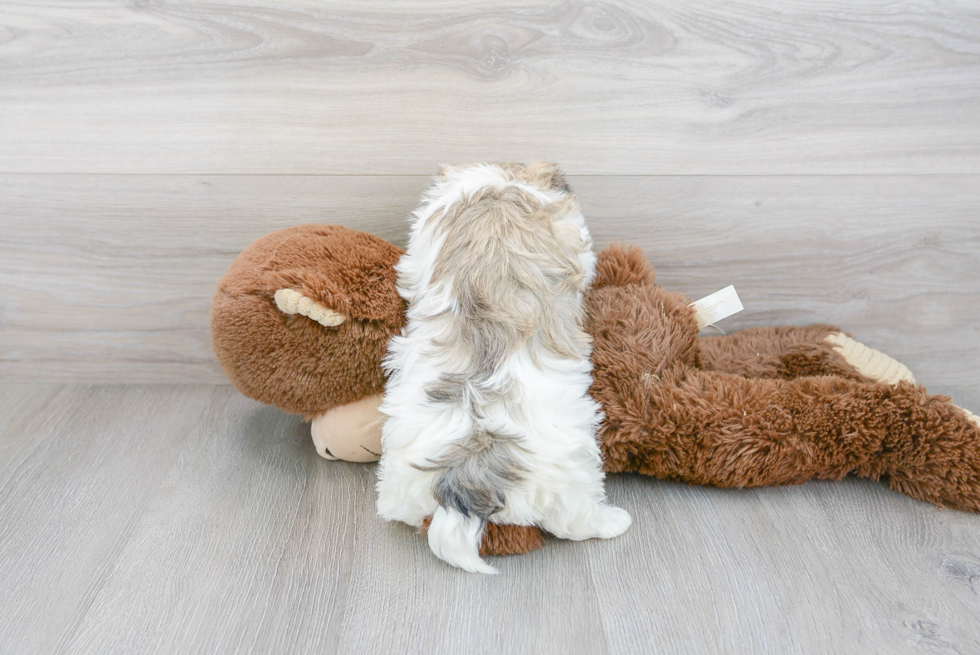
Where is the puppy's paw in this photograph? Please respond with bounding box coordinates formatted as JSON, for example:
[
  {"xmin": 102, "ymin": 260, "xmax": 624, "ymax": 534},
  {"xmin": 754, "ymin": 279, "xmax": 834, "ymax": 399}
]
[
  {"xmin": 541, "ymin": 503, "xmax": 633, "ymax": 541},
  {"xmin": 592, "ymin": 506, "xmax": 632, "ymax": 539}
]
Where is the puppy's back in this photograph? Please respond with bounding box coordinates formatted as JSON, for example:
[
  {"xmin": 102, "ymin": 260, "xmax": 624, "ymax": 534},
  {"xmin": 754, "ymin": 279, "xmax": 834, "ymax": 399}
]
[{"xmin": 423, "ymin": 182, "xmax": 593, "ymax": 390}]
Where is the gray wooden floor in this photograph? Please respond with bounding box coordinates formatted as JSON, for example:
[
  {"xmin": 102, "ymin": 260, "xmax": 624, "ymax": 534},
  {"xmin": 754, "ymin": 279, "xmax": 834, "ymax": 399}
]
[{"xmin": 2, "ymin": 383, "xmax": 980, "ymax": 654}]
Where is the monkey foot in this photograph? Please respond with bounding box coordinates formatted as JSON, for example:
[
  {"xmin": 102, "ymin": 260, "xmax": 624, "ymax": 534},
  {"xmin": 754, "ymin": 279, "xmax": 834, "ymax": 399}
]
[{"xmin": 825, "ymin": 332, "xmax": 916, "ymax": 386}]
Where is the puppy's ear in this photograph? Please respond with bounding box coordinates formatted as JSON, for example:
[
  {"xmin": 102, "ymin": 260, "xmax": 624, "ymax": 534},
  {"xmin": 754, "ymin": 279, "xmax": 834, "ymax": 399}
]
[
  {"xmin": 437, "ymin": 163, "xmax": 456, "ymax": 180},
  {"xmin": 526, "ymin": 161, "xmax": 571, "ymax": 193}
]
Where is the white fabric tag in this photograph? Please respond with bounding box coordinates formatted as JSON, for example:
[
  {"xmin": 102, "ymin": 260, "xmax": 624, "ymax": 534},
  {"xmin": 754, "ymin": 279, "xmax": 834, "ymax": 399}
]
[{"xmin": 690, "ymin": 285, "xmax": 743, "ymax": 330}]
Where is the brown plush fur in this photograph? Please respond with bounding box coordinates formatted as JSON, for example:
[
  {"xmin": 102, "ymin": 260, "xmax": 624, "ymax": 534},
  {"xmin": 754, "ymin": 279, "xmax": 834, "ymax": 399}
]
[
  {"xmin": 699, "ymin": 325, "xmax": 877, "ymax": 383},
  {"xmin": 212, "ymin": 226, "xmax": 980, "ymax": 556},
  {"xmin": 587, "ymin": 253, "xmax": 980, "ymax": 506},
  {"xmin": 211, "ymin": 225, "xmax": 405, "ymax": 418}
]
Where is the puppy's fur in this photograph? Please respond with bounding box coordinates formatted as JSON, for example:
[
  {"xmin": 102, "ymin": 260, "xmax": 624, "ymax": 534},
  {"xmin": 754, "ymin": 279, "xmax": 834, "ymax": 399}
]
[{"xmin": 376, "ymin": 162, "xmax": 631, "ymax": 573}]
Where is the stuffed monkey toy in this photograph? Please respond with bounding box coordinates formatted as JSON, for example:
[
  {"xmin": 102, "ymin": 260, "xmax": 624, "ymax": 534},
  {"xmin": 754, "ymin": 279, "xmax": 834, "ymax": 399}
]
[{"xmin": 212, "ymin": 224, "xmax": 980, "ymax": 555}]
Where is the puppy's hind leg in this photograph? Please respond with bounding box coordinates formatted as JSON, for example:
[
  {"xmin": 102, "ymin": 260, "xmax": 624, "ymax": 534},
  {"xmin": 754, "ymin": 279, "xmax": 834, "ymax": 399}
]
[
  {"xmin": 533, "ymin": 423, "xmax": 632, "ymax": 541},
  {"xmin": 538, "ymin": 492, "xmax": 632, "ymax": 542}
]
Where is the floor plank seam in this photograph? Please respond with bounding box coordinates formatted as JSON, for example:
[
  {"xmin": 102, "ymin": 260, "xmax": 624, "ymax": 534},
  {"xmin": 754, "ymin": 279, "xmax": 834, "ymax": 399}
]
[{"xmin": 50, "ymin": 391, "xmax": 203, "ymax": 654}]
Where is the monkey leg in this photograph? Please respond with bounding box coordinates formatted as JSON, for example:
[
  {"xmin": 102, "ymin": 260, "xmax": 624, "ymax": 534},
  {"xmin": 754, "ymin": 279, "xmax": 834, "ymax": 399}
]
[
  {"xmin": 698, "ymin": 325, "xmax": 915, "ymax": 385},
  {"xmin": 600, "ymin": 369, "xmax": 980, "ymax": 512}
]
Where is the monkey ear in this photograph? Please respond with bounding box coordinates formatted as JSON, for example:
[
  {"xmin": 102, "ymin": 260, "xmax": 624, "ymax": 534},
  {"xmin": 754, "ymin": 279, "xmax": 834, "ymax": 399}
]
[
  {"xmin": 527, "ymin": 161, "xmax": 571, "ymax": 193},
  {"xmin": 274, "ymin": 289, "xmax": 347, "ymax": 327}
]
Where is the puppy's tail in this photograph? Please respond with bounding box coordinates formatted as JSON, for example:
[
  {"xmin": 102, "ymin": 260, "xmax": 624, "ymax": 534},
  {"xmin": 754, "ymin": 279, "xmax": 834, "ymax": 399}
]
[
  {"xmin": 424, "ymin": 427, "xmax": 527, "ymax": 574},
  {"xmin": 426, "ymin": 506, "xmax": 497, "ymax": 574}
]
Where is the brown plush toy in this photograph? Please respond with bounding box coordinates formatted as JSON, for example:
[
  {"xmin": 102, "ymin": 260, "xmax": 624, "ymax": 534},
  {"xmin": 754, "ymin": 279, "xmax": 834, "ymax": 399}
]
[{"xmin": 212, "ymin": 224, "xmax": 980, "ymax": 556}]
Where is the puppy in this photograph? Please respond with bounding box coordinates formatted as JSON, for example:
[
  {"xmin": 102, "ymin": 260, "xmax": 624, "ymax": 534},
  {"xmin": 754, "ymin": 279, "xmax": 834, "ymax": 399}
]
[{"xmin": 376, "ymin": 162, "xmax": 631, "ymax": 573}]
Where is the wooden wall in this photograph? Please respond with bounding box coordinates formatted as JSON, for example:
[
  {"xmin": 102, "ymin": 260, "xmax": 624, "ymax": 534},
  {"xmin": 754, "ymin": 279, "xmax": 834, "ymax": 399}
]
[{"xmin": 1, "ymin": 1, "xmax": 978, "ymax": 385}]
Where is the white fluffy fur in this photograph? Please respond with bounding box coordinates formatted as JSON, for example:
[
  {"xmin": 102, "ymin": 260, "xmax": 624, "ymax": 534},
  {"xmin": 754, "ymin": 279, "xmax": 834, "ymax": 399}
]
[{"xmin": 376, "ymin": 163, "xmax": 631, "ymax": 574}]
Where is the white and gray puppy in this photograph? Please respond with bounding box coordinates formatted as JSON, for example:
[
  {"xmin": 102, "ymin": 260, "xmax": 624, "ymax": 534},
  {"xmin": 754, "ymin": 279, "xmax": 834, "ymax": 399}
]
[{"xmin": 376, "ymin": 162, "xmax": 631, "ymax": 574}]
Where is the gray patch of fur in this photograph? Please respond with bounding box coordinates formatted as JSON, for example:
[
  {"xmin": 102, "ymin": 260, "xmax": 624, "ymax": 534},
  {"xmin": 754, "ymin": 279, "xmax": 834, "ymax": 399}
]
[
  {"xmin": 549, "ymin": 170, "xmax": 572, "ymax": 193},
  {"xmin": 425, "ymin": 374, "xmax": 467, "ymax": 405},
  {"xmin": 420, "ymin": 429, "xmax": 528, "ymax": 520},
  {"xmin": 424, "ymin": 373, "xmax": 487, "ymax": 415}
]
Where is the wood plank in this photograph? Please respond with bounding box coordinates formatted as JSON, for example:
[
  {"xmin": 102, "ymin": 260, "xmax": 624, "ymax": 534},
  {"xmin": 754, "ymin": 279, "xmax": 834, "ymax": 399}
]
[
  {"xmin": 0, "ymin": 174, "xmax": 428, "ymax": 384},
  {"xmin": 61, "ymin": 389, "xmax": 367, "ymax": 654},
  {"xmin": 593, "ymin": 465, "xmax": 980, "ymax": 652},
  {"xmin": 334, "ymin": 491, "xmax": 609, "ymax": 655},
  {"xmin": 0, "ymin": 384, "xmax": 217, "ymax": 654},
  {"xmin": 56, "ymin": 384, "xmax": 609, "ymax": 654},
  {"xmin": 1, "ymin": 174, "xmax": 977, "ymax": 386},
  {"xmin": 1, "ymin": 1, "xmax": 979, "ymax": 174},
  {"xmin": 1, "ymin": 384, "xmax": 978, "ymax": 653},
  {"xmin": 0, "ymin": 383, "xmax": 61, "ymax": 437}
]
